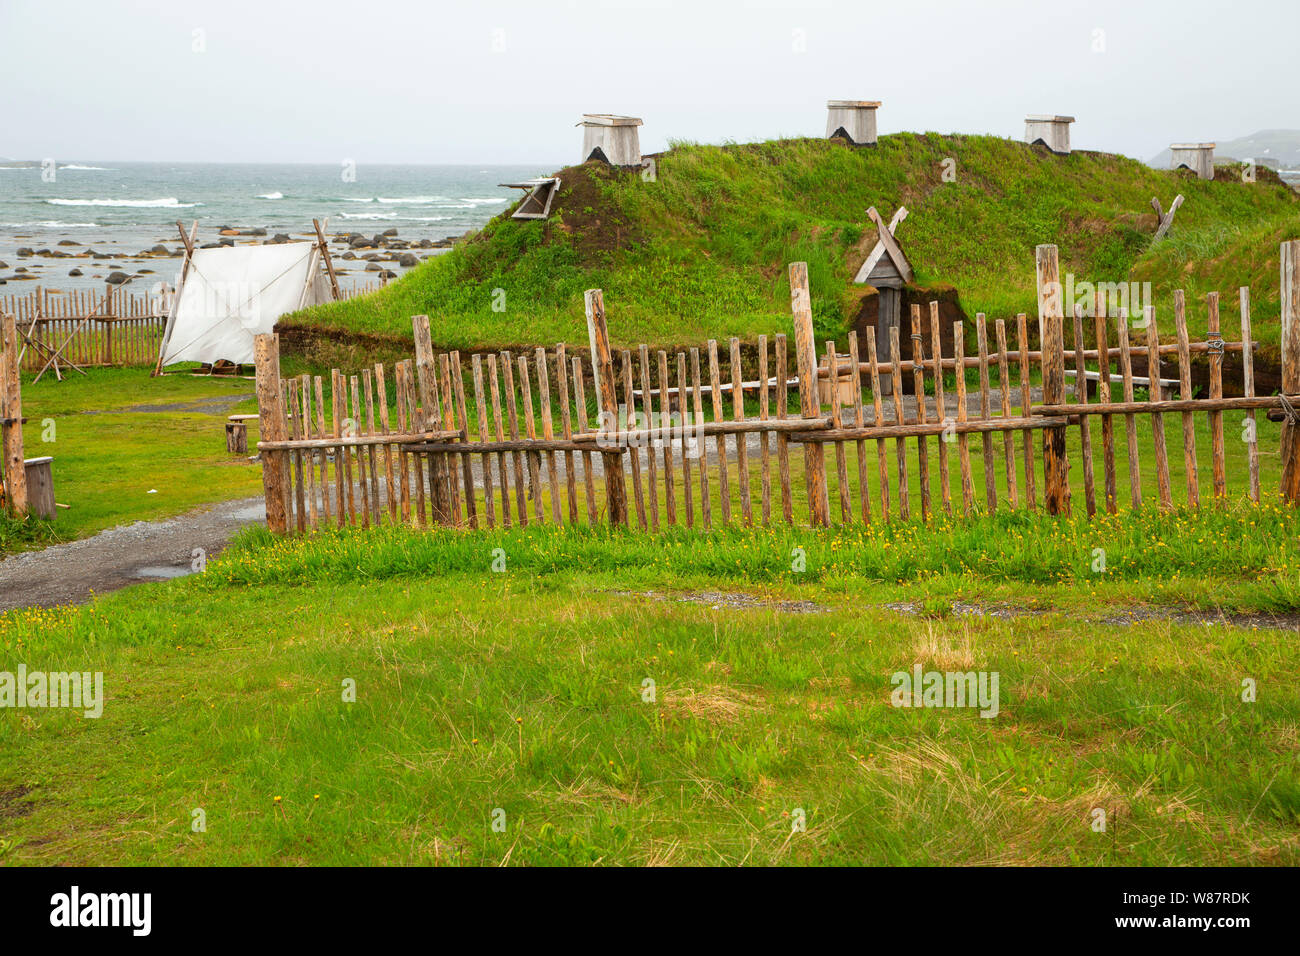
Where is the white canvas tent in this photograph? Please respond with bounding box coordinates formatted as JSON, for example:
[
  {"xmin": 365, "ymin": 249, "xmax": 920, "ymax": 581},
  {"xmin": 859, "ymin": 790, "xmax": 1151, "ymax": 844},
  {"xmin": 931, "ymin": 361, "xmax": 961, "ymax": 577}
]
[{"xmin": 156, "ymin": 232, "xmax": 335, "ymax": 369}]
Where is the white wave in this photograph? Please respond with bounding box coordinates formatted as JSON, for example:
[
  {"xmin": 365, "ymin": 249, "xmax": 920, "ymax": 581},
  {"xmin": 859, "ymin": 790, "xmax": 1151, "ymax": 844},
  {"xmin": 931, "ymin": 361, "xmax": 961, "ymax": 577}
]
[
  {"xmin": 0, "ymin": 165, "xmax": 37, "ymax": 171},
  {"xmin": 46, "ymin": 197, "xmax": 200, "ymax": 208},
  {"xmin": 459, "ymin": 197, "xmax": 508, "ymax": 205},
  {"xmin": 341, "ymin": 197, "xmax": 374, "ymax": 202},
  {"xmin": 375, "ymin": 196, "xmax": 450, "ymax": 205},
  {"xmin": 58, "ymin": 164, "xmax": 113, "ymax": 171},
  {"xmin": 256, "ymin": 191, "xmax": 284, "ymax": 200},
  {"xmin": 337, "ymin": 213, "xmax": 454, "ymax": 221},
  {"xmin": 1, "ymin": 220, "xmax": 100, "ymax": 228}
]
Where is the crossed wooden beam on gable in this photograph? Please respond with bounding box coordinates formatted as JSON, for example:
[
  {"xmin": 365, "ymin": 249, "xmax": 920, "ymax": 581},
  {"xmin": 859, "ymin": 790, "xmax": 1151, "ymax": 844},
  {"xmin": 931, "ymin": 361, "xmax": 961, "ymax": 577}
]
[
  {"xmin": 1150, "ymin": 194, "xmax": 1184, "ymax": 244},
  {"xmin": 853, "ymin": 205, "xmax": 914, "ymax": 286}
]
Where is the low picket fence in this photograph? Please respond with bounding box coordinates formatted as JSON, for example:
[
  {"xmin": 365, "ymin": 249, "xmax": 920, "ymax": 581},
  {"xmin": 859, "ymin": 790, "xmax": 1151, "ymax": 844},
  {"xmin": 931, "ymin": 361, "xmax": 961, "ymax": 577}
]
[{"xmin": 250, "ymin": 242, "xmax": 1300, "ymax": 534}]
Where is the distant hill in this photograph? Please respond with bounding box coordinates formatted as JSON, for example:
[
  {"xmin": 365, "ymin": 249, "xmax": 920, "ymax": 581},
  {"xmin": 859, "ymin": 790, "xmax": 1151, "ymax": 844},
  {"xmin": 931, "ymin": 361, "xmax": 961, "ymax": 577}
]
[
  {"xmin": 1150, "ymin": 130, "xmax": 1300, "ymax": 178},
  {"xmin": 288, "ymin": 133, "xmax": 1300, "ymax": 360}
]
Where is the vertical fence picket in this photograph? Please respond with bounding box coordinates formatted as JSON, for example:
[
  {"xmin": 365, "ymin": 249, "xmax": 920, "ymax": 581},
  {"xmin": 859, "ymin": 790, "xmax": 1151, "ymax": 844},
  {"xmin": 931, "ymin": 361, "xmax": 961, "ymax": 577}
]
[
  {"xmin": 866, "ymin": 333, "xmax": 891, "ymax": 520},
  {"xmin": 975, "ymin": 315, "xmax": 997, "ymax": 512},
  {"xmin": 572, "ymin": 356, "xmax": 598, "ymax": 525},
  {"xmin": 1116, "ymin": 312, "xmax": 1143, "ymax": 510},
  {"xmin": 692, "ymin": 348, "xmax": 713, "ymax": 529},
  {"xmin": 677, "ymin": 351, "xmax": 695, "ymax": 528},
  {"xmin": 1145, "ymin": 306, "xmax": 1174, "ymax": 510},
  {"xmin": 501, "ymin": 352, "xmax": 527, "ymax": 526},
  {"xmin": 827, "ymin": 343, "xmax": 850, "ymax": 524},
  {"xmin": 774, "ymin": 335, "xmax": 792, "ymax": 525},
  {"xmin": 909, "ymin": 306, "xmax": 931, "ymax": 520},
  {"xmin": 658, "ymin": 349, "xmax": 677, "ymax": 526},
  {"xmin": 994, "ymin": 318, "xmax": 1019, "ymax": 509},
  {"xmin": 620, "ymin": 350, "xmax": 647, "ymax": 529},
  {"xmin": 1094, "ymin": 294, "xmax": 1118, "ymax": 515},
  {"xmin": 1071, "ymin": 306, "xmax": 1096, "ymax": 517},
  {"xmin": 1173, "ymin": 291, "xmax": 1200, "ymax": 509},
  {"xmin": 729, "ymin": 338, "xmax": 751, "ymax": 526},
  {"xmin": 848, "ymin": 332, "xmax": 871, "ymax": 524},
  {"xmin": 555, "ymin": 345, "xmax": 577, "ymax": 526},
  {"xmin": 756, "ymin": 338, "xmax": 771, "ymax": 526},
  {"xmin": 1207, "ymin": 293, "xmax": 1227, "ymax": 504},
  {"xmin": 489, "ymin": 354, "xmax": 512, "ymax": 527},
  {"xmin": 1240, "ymin": 288, "xmax": 1260, "ymax": 503},
  {"xmin": 707, "ymin": 340, "xmax": 730, "ymax": 525},
  {"xmin": 472, "ymin": 355, "xmax": 496, "ymax": 529},
  {"xmin": 534, "ymin": 347, "xmax": 560, "ymax": 526},
  {"xmin": 889, "ymin": 326, "xmax": 910, "ymax": 520},
  {"xmin": 952, "ymin": 322, "xmax": 974, "ymax": 516}
]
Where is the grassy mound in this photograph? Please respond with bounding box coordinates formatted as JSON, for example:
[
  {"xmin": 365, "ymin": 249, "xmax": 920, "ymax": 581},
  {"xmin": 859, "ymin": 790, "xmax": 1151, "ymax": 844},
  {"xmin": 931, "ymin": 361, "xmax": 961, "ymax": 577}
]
[{"xmin": 288, "ymin": 133, "xmax": 1299, "ymax": 355}]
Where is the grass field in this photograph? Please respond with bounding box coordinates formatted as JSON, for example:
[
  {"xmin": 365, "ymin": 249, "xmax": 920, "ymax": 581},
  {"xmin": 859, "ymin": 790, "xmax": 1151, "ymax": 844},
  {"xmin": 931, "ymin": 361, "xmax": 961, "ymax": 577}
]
[
  {"xmin": 0, "ymin": 368, "xmax": 263, "ymax": 554},
  {"xmin": 1, "ymin": 507, "xmax": 1297, "ymax": 866}
]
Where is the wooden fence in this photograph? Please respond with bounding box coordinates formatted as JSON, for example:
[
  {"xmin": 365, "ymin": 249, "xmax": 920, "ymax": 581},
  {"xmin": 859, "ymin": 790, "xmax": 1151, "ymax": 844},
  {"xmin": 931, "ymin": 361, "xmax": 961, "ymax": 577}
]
[
  {"xmin": 1, "ymin": 286, "xmax": 168, "ymax": 371},
  {"xmin": 2, "ymin": 279, "xmax": 383, "ymax": 374},
  {"xmin": 1, "ymin": 312, "xmax": 28, "ymax": 515},
  {"xmin": 252, "ymin": 241, "xmax": 1300, "ymax": 534}
]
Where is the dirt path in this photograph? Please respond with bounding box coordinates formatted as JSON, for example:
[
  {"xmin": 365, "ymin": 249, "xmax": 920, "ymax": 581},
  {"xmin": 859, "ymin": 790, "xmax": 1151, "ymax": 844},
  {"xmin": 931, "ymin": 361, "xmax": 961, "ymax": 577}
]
[{"xmin": 0, "ymin": 497, "xmax": 266, "ymax": 613}]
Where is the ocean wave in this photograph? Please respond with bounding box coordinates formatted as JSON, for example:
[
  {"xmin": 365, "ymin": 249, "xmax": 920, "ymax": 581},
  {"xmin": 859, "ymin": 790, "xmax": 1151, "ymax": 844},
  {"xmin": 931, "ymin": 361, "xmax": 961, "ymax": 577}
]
[
  {"xmin": 338, "ymin": 195, "xmax": 507, "ymax": 208},
  {"xmin": 1, "ymin": 220, "xmax": 100, "ymax": 228},
  {"xmin": 256, "ymin": 191, "xmax": 284, "ymax": 200},
  {"xmin": 374, "ymin": 196, "xmax": 450, "ymax": 205},
  {"xmin": 46, "ymin": 197, "xmax": 201, "ymax": 208},
  {"xmin": 337, "ymin": 213, "xmax": 454, "ymax": 221},
  {"xmin": 58, "ymin": 164, "xmax": 113, "ymax": 171}
]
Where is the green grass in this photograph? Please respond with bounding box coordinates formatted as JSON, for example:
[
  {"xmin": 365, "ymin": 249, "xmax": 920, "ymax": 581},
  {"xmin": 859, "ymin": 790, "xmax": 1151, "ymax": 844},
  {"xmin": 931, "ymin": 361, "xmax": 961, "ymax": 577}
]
[
  {"xmin": 1, "ymin": 508, "xmax": 1297, "ymax": 866},
  {"xmin": 288, "ymin": 134, "xmax": 1299, "ymax": 356},
  {"xmin": 1, "ymin": 368, "xmax": 265, "ymax": 552}
]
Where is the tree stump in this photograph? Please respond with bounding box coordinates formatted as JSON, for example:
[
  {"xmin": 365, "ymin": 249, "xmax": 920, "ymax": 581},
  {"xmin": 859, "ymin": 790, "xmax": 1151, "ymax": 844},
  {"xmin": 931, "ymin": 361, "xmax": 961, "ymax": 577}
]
[{"xmin": 226, "ymin": 421, "xmax": 248, "ymax": 455}]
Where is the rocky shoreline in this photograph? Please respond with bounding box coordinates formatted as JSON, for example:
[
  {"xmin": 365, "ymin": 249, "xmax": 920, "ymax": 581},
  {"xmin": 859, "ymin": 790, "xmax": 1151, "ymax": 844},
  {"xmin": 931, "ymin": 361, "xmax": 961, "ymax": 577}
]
[{"xmin": 0, "ymin": 227, "xmax": 467, "ymax": 293}]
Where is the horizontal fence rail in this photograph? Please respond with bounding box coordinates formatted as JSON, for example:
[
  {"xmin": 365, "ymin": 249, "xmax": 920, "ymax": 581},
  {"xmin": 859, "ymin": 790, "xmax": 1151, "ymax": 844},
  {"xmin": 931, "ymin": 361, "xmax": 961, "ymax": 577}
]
[{"xmin": 252, "ymin": 242, "xmax": 1300, "ymax": 535}]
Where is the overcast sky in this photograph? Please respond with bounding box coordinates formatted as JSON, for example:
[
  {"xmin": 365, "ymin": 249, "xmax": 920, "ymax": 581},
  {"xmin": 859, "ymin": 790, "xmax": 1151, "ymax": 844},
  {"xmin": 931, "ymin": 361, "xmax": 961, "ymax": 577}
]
[{"xmin": 2, "ymin": 0, "xmax": 1296, "ymax": 166}]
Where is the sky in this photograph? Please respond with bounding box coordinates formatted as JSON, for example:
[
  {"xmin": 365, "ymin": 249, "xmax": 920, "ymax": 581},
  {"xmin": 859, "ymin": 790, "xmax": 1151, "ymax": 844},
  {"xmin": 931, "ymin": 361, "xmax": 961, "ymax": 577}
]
[{"xmin": 2, "ymin": 0, "xmax": 1296, "ymax": 166}]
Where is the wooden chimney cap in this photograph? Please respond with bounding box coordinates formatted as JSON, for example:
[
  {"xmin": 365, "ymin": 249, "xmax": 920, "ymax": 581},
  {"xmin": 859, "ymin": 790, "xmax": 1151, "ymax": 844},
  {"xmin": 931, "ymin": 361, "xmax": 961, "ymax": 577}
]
[{"xmin": 578, "ymin": 114, "xmax": 644, "ymax": 127}]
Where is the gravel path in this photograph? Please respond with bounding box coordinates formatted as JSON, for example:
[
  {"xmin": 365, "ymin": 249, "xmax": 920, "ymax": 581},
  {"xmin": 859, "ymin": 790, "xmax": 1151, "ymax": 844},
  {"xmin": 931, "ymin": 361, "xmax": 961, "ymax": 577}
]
[{"xmin": 0, "ymin": 497, "xmax": 266, "ymax": 613}]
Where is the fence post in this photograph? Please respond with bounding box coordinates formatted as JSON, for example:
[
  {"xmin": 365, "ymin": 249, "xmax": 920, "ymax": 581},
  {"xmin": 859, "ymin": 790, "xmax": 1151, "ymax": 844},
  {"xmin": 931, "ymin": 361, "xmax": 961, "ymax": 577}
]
[
  {"xmin": 412, "ymin": 314, "xmax": 451, "ymax": 523},
  {"xmin": 585, "ymin": 289, "xmax": 628, "ymax": 527},
  {"xmin": 1, "ymin": 311, "xmax": 28, "ymax": 515},
  {"xmin": 789, "ymin": 262, "xmax": 829, "ymax": 526},
  {"xmin": 253, "ymin": 333, "xmax": 289, "ymax": 533},
  {"xmin": 1282, "ymin": 240, "xmax": 1300, "ymax": 504},
  {"xmin": 1036, "ymin": 244, "xmax": 1071, "ymax": 516}
]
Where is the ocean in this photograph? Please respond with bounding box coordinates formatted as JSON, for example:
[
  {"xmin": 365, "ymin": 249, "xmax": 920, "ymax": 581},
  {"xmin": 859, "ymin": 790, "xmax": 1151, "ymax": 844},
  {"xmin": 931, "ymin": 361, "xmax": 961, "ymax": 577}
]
[{"xmin": 0, "ymin": 161, "xmax": 550, "ymax": 295}]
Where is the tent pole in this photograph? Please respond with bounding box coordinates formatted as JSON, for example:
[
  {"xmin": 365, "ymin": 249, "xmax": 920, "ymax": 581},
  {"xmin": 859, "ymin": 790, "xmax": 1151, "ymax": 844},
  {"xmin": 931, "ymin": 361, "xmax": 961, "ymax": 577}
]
[
  {"xmin": 314, "ymin": 218, "xmax": 342, "ymax": 301},
  {"xmin": 154, "ymin": 219, "xmax": 198, "ymax": 376}
]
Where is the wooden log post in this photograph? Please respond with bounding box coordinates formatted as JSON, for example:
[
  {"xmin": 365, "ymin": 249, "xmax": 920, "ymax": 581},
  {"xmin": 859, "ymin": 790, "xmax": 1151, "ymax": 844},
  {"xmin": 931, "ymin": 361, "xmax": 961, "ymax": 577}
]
[
  {"xmin": 253, "ymin": 334, "xmax": 289, "ymax": 533},
  {"xmin": 789, "ymin": 262, "xmax": 830, "ymax": 526},
  {"xmin": 1, "ymin": 311, "xmax": 29, "ymax": 515},
  {"xmin": 1036, "ymin": 244, "xmax": 1071, "ymax": 515},
  {"xmin": 585, "ymin": 290, "xmax": 628, "ymax": 526},
  {"xmin": 226, "ymin": 420, "xmax": 248, "ymax": 454},
  {"xmin": 1281, "ymin": 241, "xmax": 1300, "ymax": 504}
]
